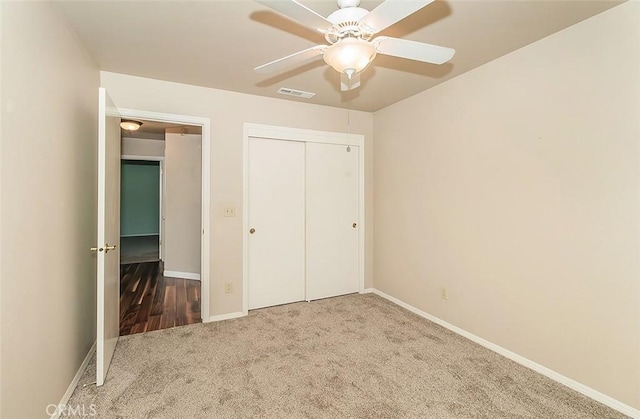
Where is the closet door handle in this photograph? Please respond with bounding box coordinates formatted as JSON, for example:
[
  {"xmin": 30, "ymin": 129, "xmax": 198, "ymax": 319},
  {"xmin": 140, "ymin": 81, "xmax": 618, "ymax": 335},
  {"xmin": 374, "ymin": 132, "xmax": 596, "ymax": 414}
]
[
  {"xmin": 352, "ymin": 223, "xmax": 357, "ymax": 229},
  {"xmin": 249, "ymin": 228, "xmax": 256, "ymax": 234}
]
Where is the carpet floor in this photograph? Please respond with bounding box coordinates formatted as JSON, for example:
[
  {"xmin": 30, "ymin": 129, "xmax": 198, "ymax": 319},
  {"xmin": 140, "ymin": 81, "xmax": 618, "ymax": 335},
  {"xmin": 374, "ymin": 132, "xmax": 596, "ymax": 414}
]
[{"xmin": 68, "ymin": 294, "xmax": 627, "ymax": 418}]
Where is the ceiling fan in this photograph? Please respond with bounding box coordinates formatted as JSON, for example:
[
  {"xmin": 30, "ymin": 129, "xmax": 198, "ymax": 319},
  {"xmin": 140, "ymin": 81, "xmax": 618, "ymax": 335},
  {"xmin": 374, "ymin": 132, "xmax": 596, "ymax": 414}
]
[{"xmin": 254, "ymin": 0, "xmax": 455, "ymax": 91}]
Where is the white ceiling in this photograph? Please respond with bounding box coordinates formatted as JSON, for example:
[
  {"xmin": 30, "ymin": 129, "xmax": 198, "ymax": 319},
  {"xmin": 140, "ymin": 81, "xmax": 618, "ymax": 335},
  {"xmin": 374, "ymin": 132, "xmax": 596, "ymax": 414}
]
[{"xmin": 56, "ymin": 0, "xmax": 623, "ymax": 112}]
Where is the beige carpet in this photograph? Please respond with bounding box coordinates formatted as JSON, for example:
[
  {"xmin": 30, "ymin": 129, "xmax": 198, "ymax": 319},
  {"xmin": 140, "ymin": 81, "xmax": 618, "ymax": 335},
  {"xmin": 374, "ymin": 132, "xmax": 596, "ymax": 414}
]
[{"xmin": 68, "ymin": 294, "xmax": 627, "ymax": 418}]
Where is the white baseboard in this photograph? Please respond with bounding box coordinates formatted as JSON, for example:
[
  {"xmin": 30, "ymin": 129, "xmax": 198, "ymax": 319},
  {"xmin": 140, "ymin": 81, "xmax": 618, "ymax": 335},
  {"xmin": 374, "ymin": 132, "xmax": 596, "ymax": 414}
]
[
  {"xmin": 371, "ymin": 289, "xmax": 640, "ymax": 419},
  {"xmin": 208, "ymin": 311, "xmax": 246, "ymax": 322},
  {"xmin": 51, "ymin": 342, "xmax": 96, "ymax": 419},
  {"xmin": 360, "ymin": 288, "xmax": 374, "ymax": 294},
  {"xmin": 163, "ymin": 270, "xmax": 200, "ymax": 281}
]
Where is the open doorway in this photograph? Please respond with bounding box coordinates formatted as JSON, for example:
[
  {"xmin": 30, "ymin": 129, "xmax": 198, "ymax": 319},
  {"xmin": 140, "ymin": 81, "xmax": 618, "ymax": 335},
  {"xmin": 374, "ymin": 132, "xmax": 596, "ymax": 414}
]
[
  {"xmin": 119, "ymin": 120, "xmax": 204, "ymax": 336},
  {"xmin": 120, "ymin": 159, "xmax": 161, "ymax": 264}
]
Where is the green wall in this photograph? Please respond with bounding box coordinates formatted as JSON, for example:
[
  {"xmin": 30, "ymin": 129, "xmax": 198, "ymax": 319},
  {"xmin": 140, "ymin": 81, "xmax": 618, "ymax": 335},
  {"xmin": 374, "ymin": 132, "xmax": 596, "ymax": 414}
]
[{"xmin": 121, "ymin": 160, "xmax": 160, "ymax": 236}]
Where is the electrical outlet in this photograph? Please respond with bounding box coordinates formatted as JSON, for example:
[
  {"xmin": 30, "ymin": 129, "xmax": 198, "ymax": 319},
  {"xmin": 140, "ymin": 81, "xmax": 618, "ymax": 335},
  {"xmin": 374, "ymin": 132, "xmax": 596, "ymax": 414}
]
[
  {"xmin": 224, "ymin": 206, "xmax": 236, "ymax": 217},
  {"xmin": 224, "ymin": 282, "xmax": 233, "ymax": 294},
  {"xmin": 440, "ymin": 288, "xmax": 448, "ymax": 300}
]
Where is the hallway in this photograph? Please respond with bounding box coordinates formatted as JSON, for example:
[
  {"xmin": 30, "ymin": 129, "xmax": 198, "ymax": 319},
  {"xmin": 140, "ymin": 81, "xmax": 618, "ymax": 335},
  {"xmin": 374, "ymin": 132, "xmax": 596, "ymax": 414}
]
[
  {"xmin": 120, "ymin": 262, "xmax": 201, "ymax": 336},
  {"xmin": 120, "ymin": 235, "xmax": 160, "ymax": 265}
]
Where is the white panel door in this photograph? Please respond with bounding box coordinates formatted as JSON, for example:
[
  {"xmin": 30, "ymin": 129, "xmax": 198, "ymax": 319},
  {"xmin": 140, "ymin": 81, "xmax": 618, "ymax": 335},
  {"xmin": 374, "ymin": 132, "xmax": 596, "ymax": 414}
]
[
  {"xmin": 248, "ymin": 138, "xmax": 306, "ymax": 309},
  {"xmin": 96, "ymin": 88, "xmax": 121, "ymax": 386},
  {"xmin": 306, "ymin": 143, "xmax": 359, "ymax": 300}
]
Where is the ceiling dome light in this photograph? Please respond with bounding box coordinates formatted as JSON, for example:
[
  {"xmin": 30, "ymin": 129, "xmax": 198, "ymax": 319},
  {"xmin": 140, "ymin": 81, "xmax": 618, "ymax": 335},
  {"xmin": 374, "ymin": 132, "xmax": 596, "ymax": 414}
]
[
  {"xmin": 120, "ymin": 120, "xmax": 142, "ymax": 131},
  {"xmin": 323, "ymin": 38, "xmax": 376, "ymax": 79}
]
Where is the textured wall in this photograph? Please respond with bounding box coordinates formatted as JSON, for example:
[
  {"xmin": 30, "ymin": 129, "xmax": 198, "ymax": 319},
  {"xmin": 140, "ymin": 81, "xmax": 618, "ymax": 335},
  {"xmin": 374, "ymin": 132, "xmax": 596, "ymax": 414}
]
[
  {"xmin": 121, "ymin": 137, "xmax": 165, "ymax": 158},
  {"xmin": 374, "ymin": 2, "xmax": 639, "ymax": 410},
  {"xmin": 164, "ymin": 132, "xmax": 201, "ymax": 276},
  {"xmin": 0, "ymin": 2, "xmax": 99, "ymax": 416}
]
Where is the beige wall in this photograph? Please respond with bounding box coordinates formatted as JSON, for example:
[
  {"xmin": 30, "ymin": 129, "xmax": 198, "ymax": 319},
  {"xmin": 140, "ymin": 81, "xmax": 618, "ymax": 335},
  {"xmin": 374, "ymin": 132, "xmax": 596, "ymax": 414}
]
[
  {"xmin": 121, "ymin": 137, "xmax": 165, "ymax": 157},
  {"xmin": 101, "ymin": 71, "xmax": 374, "ymax": 316},
  {"xmin": 373, "ymin": 2, "xmax": 639, "ymax": 410},
  {"xmin": 0, "ymin": 2, "xmax": 99, "ymax": 417},
  {"xmin": 164, "ymin": 132, "xmax": 201, "ymax": 276},
  {"xmin": 0, "ymin": 3, "xmax": 4, "ymax": 416}
]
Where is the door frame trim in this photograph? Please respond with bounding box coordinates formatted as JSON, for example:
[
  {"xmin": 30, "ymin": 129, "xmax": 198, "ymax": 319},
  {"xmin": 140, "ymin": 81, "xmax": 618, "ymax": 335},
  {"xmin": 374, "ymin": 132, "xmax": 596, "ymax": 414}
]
[
  {"xmin": 118, "ymin": 108, "xmax": 211, "ymax": 322},
  {"xmin": 242, "ymin": 123, "xmax": 365, "ymax": 315}
]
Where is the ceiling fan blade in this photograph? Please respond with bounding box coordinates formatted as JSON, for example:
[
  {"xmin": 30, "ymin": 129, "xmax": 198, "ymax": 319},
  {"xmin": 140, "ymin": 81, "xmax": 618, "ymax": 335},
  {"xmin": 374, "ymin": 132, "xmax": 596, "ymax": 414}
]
[
  {"xmin": 340, "ymin": 73, "xmax": 361, "ymax": 91},
  {"xmin": 373, "ymin": 36, "xmax": 455, "ymax": 64},
  {"xmin": 254, "ymin": 0, "xmax": 333, "ymax": 32},
  {"xmin": 255, "ymin": 45, "xmax": 327, "ymax": 74},
  {"xmin": 359, "ymin": 0, "xmax": 435, "ymax": 34}
]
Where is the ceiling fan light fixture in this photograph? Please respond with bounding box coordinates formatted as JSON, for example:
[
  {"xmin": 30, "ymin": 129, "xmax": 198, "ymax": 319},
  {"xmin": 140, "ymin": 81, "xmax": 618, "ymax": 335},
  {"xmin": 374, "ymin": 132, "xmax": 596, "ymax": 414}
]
[
  {"xmin": 323, "ymin": 38, "xmax": 376, "ymax": 77},
  {"xmin": 254, "ymin": 0, "xmax": 455, "ymax": 92},
  {"xmin": 120, "ymin": 120, "xmax": 142, "ymax": 131}
]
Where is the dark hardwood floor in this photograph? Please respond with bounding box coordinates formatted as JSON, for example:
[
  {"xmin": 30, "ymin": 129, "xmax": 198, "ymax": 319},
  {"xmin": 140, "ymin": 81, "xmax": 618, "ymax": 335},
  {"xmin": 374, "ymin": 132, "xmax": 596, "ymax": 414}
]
[{"xmin": 120, "ymin": 261, "xmax": 201, "ymax": 336}]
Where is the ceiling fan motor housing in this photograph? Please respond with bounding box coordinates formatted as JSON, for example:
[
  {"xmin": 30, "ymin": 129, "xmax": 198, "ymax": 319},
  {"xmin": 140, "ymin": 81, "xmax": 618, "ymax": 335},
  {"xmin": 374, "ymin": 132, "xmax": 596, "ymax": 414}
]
[
  {"xmin": 325, "ymin": 7, "xmax": 372, "ymax": 44},
  {"xmin": 337, "ymin": 0, "xmax": 360, "ymax": 8}
]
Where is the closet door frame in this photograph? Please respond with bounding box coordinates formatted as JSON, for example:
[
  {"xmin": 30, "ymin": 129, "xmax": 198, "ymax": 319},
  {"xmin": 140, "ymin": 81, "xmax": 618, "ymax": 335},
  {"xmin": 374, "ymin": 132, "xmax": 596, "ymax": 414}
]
[{"xmin": 242, "ymin": 123, "xmax": 365, "ymax": 315}]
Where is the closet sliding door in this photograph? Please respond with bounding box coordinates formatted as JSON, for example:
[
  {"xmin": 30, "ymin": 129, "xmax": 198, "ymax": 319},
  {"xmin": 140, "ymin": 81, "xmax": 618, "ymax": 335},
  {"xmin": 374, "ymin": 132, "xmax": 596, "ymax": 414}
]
[
  {"xmin": 247, "ymin": 138, "xmax": 306, "ymax": 310},
  {"xmin": 306, "ymin": 142, "xmax": 359, "ymax": 301},
  {"xmin": 245, "ymin": 128, "xmax": 362, "ymax": 312}
]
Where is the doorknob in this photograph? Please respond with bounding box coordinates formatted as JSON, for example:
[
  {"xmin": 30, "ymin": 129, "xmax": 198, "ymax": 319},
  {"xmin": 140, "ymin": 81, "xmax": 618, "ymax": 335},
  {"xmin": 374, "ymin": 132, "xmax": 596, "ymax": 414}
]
[
  {"xmin": 249, "ymin": 228, "xmax": 256, "ymax": 234},
  {"xmin": 91, "ymin": 244, "xmax": 117, "ymax": 253},
  {"xmin": 352, "ymin": 223, "xmax": 357, "ymax": 228}
]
